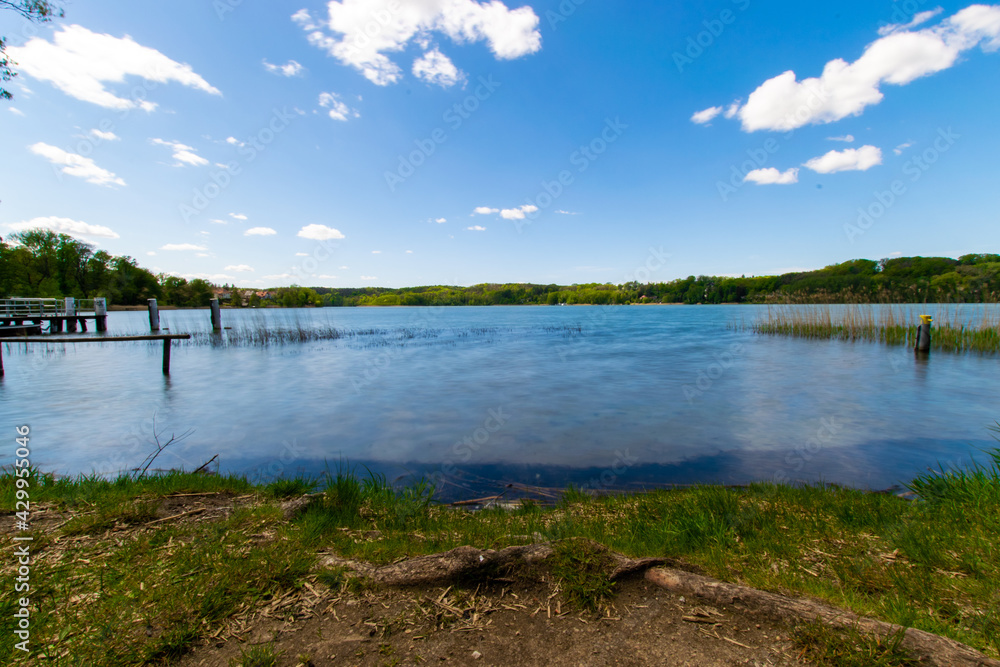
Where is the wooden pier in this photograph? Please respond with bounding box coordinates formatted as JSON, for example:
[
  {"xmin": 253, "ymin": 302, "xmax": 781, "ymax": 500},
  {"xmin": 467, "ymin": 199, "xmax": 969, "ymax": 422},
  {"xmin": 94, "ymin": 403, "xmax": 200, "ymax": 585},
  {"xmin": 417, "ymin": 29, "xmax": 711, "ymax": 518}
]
[
  {"xmin": 0, "ymin": 297, "xmax": 107, "ymax": 335},
  {"xmin": 0, "ymin": 334, "xmax": 191, "ymax": 376}
]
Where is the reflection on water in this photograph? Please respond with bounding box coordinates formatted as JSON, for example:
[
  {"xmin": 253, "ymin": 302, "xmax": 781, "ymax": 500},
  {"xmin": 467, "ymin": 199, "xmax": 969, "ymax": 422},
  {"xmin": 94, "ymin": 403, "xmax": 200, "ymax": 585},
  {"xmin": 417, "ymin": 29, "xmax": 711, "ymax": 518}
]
[{"xmin": 2, "ymin": 305, "xmax": 997, "ymax": 493}]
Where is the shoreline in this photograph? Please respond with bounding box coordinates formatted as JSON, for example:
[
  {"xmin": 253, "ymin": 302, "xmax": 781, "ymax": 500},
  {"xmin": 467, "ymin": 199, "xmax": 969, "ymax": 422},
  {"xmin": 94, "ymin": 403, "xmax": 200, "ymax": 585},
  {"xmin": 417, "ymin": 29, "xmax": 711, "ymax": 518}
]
[{"xmin": 2, "ymin": 461, "xmax": 997, "ymax": 663}]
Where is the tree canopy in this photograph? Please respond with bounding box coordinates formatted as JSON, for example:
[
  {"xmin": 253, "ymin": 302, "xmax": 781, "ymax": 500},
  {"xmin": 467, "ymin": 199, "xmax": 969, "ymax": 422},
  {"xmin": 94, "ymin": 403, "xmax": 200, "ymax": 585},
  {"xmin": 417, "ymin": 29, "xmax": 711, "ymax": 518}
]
[{"xmin": 0, "ymin": 231, "xmax": 213, "ymax": 307}]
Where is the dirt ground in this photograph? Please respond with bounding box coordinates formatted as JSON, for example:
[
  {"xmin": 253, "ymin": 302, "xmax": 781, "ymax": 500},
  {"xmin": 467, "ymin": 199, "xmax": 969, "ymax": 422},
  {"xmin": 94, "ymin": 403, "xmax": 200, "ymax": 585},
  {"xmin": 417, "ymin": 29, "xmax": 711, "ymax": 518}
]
[{"xmin": 177, "ymin": 574, "xmax": 811, "ymax": 667}]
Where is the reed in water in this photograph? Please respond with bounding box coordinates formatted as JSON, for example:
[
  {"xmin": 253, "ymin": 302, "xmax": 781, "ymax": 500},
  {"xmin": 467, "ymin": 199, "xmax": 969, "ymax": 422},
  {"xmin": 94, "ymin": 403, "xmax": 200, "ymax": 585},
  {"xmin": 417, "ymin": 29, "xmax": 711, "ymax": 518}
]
[{"xmin": 741, "ymin": 303, "xmax": 1000, "ymax": 353}]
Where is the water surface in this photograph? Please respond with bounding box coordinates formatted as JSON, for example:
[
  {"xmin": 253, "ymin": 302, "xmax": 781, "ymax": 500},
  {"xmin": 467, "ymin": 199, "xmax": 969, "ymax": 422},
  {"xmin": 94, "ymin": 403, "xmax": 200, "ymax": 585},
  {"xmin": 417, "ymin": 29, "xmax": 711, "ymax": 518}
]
[{"xmin": 2, "ymin": 305, "xmax": 997, "ymax": 497}]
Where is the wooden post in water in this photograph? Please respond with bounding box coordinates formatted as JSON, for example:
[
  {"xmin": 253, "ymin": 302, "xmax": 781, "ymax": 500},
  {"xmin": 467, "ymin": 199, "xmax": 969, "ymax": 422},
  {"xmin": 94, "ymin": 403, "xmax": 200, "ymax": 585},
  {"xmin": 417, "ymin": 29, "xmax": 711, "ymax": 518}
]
[
  {"xmin": 148, "ymin": 299, "xmax": 160, "ymax": 331},
  {"xmin": 162, "ymin": 338, "xmax": 171, "ymax": 374},
  {"xmin": 210, "ymin": 299, "xmax": 222, "ymax": 331},
  {"xmin": 915, "ymin": 314, "xmax": 932, "ymax": 354},
  {"xmin": 65, "ymin": 297, "xmax": 77, "ymax": 333},
  {"xmin": 0, "ymin": 342, "xmax": 4, "ymax": 377},
  {"xmin": 95, "ymin": 297, "xmax": 107, "ymax": 332}
]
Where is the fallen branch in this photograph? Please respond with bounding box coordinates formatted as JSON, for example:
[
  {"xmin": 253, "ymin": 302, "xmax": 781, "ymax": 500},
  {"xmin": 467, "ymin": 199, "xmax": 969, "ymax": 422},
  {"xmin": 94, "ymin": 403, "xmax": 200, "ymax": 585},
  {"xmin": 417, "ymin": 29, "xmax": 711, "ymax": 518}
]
[
  {"xmin": 145, "ymin": 507, "xmax": 209, "ymax": 526},
  {"xmin": 645, "ymin": 567, "xmax": 1000, "ymax": 667},
  {"xmin": 192, "ymin": 454, "xmax": 219, "ymax": 474}
]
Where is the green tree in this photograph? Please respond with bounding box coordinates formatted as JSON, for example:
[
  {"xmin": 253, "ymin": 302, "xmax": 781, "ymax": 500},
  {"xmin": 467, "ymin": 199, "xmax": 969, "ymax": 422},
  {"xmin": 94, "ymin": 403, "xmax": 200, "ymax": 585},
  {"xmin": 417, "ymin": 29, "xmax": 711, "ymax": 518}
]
[{"xmin": 1, "ymin": 1, "xmax": 63, "ymax": 100}]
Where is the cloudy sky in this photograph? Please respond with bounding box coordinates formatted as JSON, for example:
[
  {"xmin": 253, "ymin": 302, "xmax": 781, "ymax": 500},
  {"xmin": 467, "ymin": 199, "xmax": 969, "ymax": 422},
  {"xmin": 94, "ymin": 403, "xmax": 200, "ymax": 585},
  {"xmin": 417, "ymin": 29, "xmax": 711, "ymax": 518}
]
[{"xmin": 2, "ymin": 0, "xmax": 999, "ymax": 288}]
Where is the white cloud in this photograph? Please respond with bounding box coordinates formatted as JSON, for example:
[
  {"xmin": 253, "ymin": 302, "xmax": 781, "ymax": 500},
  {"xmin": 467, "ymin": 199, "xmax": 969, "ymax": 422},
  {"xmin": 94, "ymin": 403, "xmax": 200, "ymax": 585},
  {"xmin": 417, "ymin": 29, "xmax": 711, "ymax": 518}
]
[
  {"xmin": 950, "ymin": 4, "xmax": 1000, "ymax": 50},
  {"xmin": 878, "ymin": 8, "xmax": 945, "ymax": 36},
  {"xmin": 405, "ymin": 250, "xmax": 413, "ymax": 253},
  {"xmin": 9, "ymin": 107, "xmax": 25, "ymax": 116},
  {"xmin": 723, "ymin": 101, "xmax": 740, "ymax": 119},
  {"xmin": 229, "ymin": 213, "xmax": 248, "ymax": 220},
  {"xmin": 90, "ymin": 129, "xmax": 119, "ymax": 141},
  {"xmin": 225, "ymin": 136, "xmax": 244, "ymax": 147},
  {"xmin": 467, "ymin": 225, "xmax": 486, "ymax": 231},
  {"xmin": 318, "ymin": 91, "xmax": 359, "ymax": 121},
  {"xmin": 182, "ymin": 272, "xmax": 235, "ymax": 282},
  {"xmin": 7, "ymin": 25, "xmax": 220, "ymax": 110},
  {"xmin": 728, "ymin": 5, "xmax": 1000, "ymax": 132},
  {"xmin": 245, "ymin": 227, "xmax": 277, "ymax": 236},
  {"xmin": 225, "ymin": 264, "xmax": 255, "ymax": 272},
  {"xmin": 317, "ymin": 274, "xmax": 338, "ymax": 279},
  {"xmin": 146, "ymin": 251, "xmax": 156, "ymax": 256},
  {"xmin": 297, "ymin": 224, "xmax": 345, "ymax": 240},
  {"xmin": 473, "ymin": 204, "xmax": 537, "ymax": 219},
  {"xmin": 263, "ymin": 273, "xmax": 295, "ymax": 280},
  {"xmin": 827, "ymin": 134, "xmax": 855, "ymax": 142},
  {"xmin": 500, "ymin": 204, "xmax": 538, "ymax": 220},
  {"xmin": 339, "ymin": 266, "xmax": 349, "ymax": 269},
  {"xmin": 371, "ymin": 250, "xmax": 381, "ymax": 254},
  {"xmin": 360, "ymin": 275, "xmax": 378, "ymax": 281},
  {"xmin": 7, "ymin": 216, "xmax": 119, "ymax": 239},
  {"xmin": 744, "ymin": 167, "xmax": 799, "ymax": 185},
  {"xmin": 28, "ymin": 142, "xmax": 125, "ymax": 187},
  {"xmin": 803, "ymin": 145, "xmax": 883, "ymax": 173},
  {"xmin": 292, "ymin": 9, "xmax": 318, "ymax": 30},
  {"xmin": 894, "ymin": 140, "xmax": 916, "ymax": 155},
  {"xmin": 298, "ymin": 0, "xmax": 541, "ymax": 86},
  {"xmin": 435, "ymin": 217, "xmax": 447, "ymax": 223},
  {"xmin": 195, "ymin": 253, "xmax": 211, "ymax": 258},
  {"xmin": 151, "ymin": 138, "xmax": 209, "ymax": 167},
  {"xmin": 412, "ymin": 48, "xmax": 464, "ymax": 87},
  {"xmin": 209, "ymin": 218, "xmax": 227, "ymax": 224},
  {"xmin": 263, "ymin": 59, "xmax": 305, "ymax": 76},
  {"xmin": 160, "ymin": 243, "xmax": 207, "ymax": 251},
  {"xmin": 295, "ymin": 252, "xmax": 310, "ymax": 257},
  {"xmin": 555, "ymin": 210, "xmax": 578, "ymax": 215},
  {"xmin": 690, "ymin": 106, "xmax": 723, "ymax": 125}
]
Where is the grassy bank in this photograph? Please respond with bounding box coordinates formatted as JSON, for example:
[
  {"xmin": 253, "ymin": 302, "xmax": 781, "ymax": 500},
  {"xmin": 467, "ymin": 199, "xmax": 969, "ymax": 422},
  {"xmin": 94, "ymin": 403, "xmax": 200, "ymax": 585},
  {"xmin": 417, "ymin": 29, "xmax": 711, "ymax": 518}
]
[
  {"xmin": 743, "ymin": 303, "xmax": 1000, "ymax": 353},
  {"xmin": 2, "ymin": 451, "xmax": 998, "ymax": 664}
]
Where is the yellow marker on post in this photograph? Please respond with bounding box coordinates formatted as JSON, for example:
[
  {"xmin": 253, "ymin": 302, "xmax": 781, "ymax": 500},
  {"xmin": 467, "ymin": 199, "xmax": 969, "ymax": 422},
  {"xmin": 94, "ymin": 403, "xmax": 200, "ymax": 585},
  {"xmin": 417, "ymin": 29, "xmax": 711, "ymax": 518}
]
[{"xmin": 915, "ymin": 314, "xmax": 932, "ymax": 353}]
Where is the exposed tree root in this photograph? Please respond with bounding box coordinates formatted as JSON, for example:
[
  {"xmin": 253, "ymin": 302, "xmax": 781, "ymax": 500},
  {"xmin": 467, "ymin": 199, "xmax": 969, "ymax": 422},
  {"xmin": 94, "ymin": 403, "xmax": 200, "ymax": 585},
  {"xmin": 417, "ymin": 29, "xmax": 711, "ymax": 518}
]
[
  {"xmin": 317, "ymin": 538, "xmax": 998, "ymax": 665},
  {"xmin": 320, "ymin": 538, "xmax": 665, "ymax": 587},
  {"xmin": 645, "ymin": 567, "xmax": 1000, "ymax": 667},
  {"xmin": 278, "ymin": 493, "xmax": 325, "ymax": 520}
]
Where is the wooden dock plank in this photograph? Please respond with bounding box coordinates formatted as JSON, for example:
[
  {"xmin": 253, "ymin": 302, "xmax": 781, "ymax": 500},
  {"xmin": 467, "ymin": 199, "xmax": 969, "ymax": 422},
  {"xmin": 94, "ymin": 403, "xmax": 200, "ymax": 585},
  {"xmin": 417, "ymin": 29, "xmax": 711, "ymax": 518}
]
[
  {"xmin": 13, "ymin": 334, "xmax": 191, "ymax": 343},
  {"xmin": 1, "ymin": 333, "xmax": 191, "ymax": 376}
]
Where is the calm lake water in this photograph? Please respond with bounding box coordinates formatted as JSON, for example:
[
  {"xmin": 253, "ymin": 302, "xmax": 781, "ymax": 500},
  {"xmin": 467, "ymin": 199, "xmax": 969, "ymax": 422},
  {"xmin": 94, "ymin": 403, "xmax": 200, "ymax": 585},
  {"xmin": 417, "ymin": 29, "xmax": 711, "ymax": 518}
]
[{"xmin": 2, "ymin": 305, "xmax": 998, "ymax": 498}]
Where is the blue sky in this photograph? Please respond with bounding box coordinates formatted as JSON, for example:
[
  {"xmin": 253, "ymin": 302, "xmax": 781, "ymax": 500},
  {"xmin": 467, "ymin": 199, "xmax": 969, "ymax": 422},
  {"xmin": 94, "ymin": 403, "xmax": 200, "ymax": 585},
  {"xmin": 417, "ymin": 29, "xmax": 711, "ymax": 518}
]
[{"xmin": 1, "ymin": 0, "xmax": 999, "ymax": 288}]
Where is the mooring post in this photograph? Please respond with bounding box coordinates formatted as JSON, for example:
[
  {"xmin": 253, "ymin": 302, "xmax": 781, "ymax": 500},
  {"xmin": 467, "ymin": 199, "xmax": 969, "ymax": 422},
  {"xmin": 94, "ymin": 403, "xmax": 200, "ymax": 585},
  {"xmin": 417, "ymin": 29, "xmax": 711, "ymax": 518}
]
[
  {"xmin": 162, "ymin": 338, "xmax": 171, "ymax": 374},
  {"xmin": 95, "ymin": 297, "xmax": 107, "ymax": 332},
  {"xmin": 148, "ymin": 298, "xmax": 160, "ymax": 332},
  {"xmin": 210, "ymin": 298, "xmax": 222, "ymax": 331},
  {"xmin": 0, "ymin": 342, "xmax": 4, "ymax": 377},
  {"xmin": 915, "ymin": 314, "xmax": 932, "ymax": 354},
  {"xmin": 65, "ymin": 297, "xmax": 77, "ymax": 333}
]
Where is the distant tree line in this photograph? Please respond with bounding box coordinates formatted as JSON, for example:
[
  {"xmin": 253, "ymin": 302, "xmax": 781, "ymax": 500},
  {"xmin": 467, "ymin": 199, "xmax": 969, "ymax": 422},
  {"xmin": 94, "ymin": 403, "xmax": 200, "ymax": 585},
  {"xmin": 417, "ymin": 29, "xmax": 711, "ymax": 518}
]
[
  {"xmin": 269, "ymin": 255, "xmax": 1000, "ymax": 306},
  {"xmin": 2, "ymin": 229, "xmax": 998, "ymax": 307}
]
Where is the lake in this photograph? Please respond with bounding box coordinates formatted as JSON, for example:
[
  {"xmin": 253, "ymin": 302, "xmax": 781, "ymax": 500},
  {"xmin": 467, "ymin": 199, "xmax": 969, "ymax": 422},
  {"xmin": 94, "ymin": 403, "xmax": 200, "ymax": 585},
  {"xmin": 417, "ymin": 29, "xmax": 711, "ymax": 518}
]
[{"xmin": 2, "ymin": 305, "xmax": 998, "ymax": 499}]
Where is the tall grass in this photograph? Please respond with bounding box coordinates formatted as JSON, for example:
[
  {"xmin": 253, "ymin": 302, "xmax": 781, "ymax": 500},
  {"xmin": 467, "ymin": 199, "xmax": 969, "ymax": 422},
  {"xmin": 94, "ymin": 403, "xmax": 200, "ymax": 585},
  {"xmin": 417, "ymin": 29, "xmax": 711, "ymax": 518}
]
[
  {"xmin": 741, "ymin": 303, "xmax": 1000, "ymax": 353},
  {"xmin": 3, "ymin": 441, "xmax": 1000, "ymax": 661},
  {"xmin": 907, "ymin": 424, "xmax": 1000, "ymax": 506}
]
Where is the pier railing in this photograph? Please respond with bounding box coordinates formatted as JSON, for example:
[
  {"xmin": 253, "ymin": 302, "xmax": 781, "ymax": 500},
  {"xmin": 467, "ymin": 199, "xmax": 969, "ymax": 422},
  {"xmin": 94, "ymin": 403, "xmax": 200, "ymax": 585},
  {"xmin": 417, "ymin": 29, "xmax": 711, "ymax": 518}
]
[{"xmin": 0, "ymin": 298, "xmax": 98, "ymax": 316}]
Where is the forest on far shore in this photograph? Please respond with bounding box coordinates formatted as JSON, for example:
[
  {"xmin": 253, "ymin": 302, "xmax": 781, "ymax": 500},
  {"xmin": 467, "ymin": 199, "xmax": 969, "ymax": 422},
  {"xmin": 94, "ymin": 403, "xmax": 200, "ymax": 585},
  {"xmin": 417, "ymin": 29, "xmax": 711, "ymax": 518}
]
[{"xmin": 2, "ymin": 229, "xmax": 998, "ymax": 307}]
